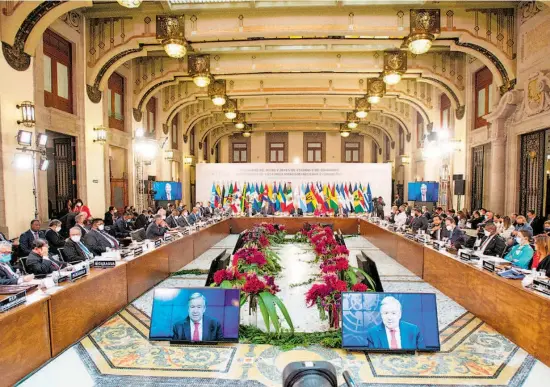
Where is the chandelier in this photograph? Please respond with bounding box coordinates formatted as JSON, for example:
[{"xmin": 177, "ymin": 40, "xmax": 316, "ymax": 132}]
[
  {"xmin": 157, "ymin": 16, "xmax": 187, "ymax": 58},
  {"xmin": 241, "ymin": 124, "xmax": 252, "ymax": 137},
  {"xmin": 355, "ymin": 97, "xmax": 371, "ymax": 118},
  {"xmin": 366, "ymin": 78, "xmax": 385, "ymax": 104},
  {"xmin": 208, "ymin": 79, "xmax": 227, "ymax": 106},
  {"xmin": 346, "ymin": 112, "xmax": 359, "ymax": 129},
  {"xmin": 188, "ymin": 55, "xmax": 211, "ymax": 87},
  {"xmin": 223, "ymin": 99, "xmax": 238, "ymax": 119},
  {"xmin": 233, "ymin": 112, "xmax": 246, "ymax": 129},
  {"xmin": 117, "ymin": 0, "xmax": 142, "ymax": 8},
  {"xmin": 406, "ymin": 9, "xmax": 440, "ymax": 55},
  {"xmin": 383, "ymin": 51, "xmax": 407, "ymax": 85},
  {"xmin": 340, "ymin": 124, "xmax": 351, "ymax": 138}
]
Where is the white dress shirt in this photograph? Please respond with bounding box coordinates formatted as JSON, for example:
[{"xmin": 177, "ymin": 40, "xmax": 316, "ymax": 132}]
[
  {"xmin": 190, "ymin": 318, "xmax": 203, "ymax": 341},
  {"xmin": 385, "ymin": 325, "xmax": 401, "ymax": 349},
  {"xmin": 0, "ymin": 262, "xmax": 22, "ymax": 284},
  {"xmin": 501, "ymin": 225, "xmax": 515, "ymax": 239},
  {"xmin": 394, "ymin": 212, "xmax": 408, "ymax": 227}
]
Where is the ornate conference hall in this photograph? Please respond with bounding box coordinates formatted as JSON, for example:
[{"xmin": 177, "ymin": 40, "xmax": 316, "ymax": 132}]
[{"xmin": 1, "ymin": 1, "xmax": 550, "ymax": 386}]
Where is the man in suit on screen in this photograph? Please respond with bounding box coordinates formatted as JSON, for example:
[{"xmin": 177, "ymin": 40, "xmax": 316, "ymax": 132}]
[
  {"xmin": 172, "ymin": 292, "xmax": 223, "ymax": 342},
  {"xmin": 366, "ymin": 296, "xmax": 425, "ymax": 350},
  {"xmin": 415, "ymin": 184, "xmax": 434, "ymax": 202},
  {"xmin": 159, "ymin": 183, "xmax": 173, "ymax": 201}
]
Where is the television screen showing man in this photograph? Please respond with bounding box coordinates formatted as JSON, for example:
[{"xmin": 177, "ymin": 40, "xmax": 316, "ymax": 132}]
[
  {"xmin": 153, "ymin": 182, "xmax": 183, "ymax": 201},
  {"xmin": 149, "ymin": 287, "xmax": 240, "ymax": 343},
  {"xmin": 341, "ymin": 292, "xmax": 440, "ymax": 351},
  {"xmin": 407, "ymin": 182, "xmax": 439, "ymax": 202}
]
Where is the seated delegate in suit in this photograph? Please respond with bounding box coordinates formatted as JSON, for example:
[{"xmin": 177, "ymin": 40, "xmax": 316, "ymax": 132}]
[
  {"xmin": 335, "ymin": 203, "xmax": 349, "ymax": 218},
  {"xmin": 445, "ymin": 217, "xmax": 467, "ymax": 248},
  {"xmin": 0, "ymin": 241, "xmax": 34, "ymax": 285},
  {"xmin": 64, "ymin": 227, "xmax": 94, "ymax": 262},
  {"xmin": 468, "ymin": 211, "xmax": 484, "ymax": 229},
  {"xmin": 166, "ymin": 210, "xmax": 180, "ymax": 228},
  {"xmin": 415, "ymin": 184, "xmax": 434, "ymax": 202},
  {"xmin": 25, "ymin": 239, "xmax": 68, "ymax": 276},
  {"xmin": 260, "ymin": 201, "xmax": 274, "ymax": 216},
  {"xmin": 527, "ymin": 210, "xmax": 544, "ymax": 236},
  {"xmin": 45, "ymin": 220, "xmax": 65, "ymax": 257},
  {"xmin": 114, "ymin": 212, "xmax": 133, "ymax": 238},
  {"xmin": 177, "ymin": 212, "xmax": 191, "ymax": 227},
  {"xmin": 134, "ymin": 210, "xmax": 149, "ymax": 230},
  {"xmin": 366, "ymin": 296, "xmax": 425, "ymax": 350},
  {"xmin": 410, "ymin": 208, "xmax": 429, "ymax": 232},
  {"xmin": 83, "ymin": 219, "xmax": 120, "ymax": 256},
  {"xmin": 429, "ymin": 216, "xmax": 448, "ymax": 241},
  {"xmin": 172, "ymin": 292, "xmax": 223, "ymax": 342},
  {"xmin": 202, "ymin": 202, "xmax": 214, "ymax": 218},
  {"xmin": 104, "ymin": 206, "xmax": 117, "ymax": 226},
  {"xmin": 476, "ymin": 223, "xmax": 506, "ymax": 257},
  {"xmin": 74, "ymin": 213, "xmax": 89, "ymax": 237},
  {"xmin": 146, "ymin": 215, "xmax": 168, "ymax": 240},
  {"xmin": 19, "ymin": 219, "xmax": 45, "ymax": 256},
  {"xmin": 504, "ymin": 230, "xmax": 534, "ymax": 269},
  {"xmin": 244, "ymin": 203, "xmax": 257, "ymax": 217}
]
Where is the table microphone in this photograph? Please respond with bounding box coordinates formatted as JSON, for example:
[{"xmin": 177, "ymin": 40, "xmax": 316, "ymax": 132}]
[{"xmin": 343, "ymin": 371, "xmax": 357, "ymax": 387}]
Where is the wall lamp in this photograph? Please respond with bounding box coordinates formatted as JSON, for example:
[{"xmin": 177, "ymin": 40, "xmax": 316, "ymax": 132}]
[
  {"xmin": 93, "ymin": 126, "xmax": 108, "ymax": 144},
  {"xmin": 16, "ymin": 101, "xmax": 35, "ymax": 127},
  {"xmin": 183, "ymin": 156, "xmax": 194, "ymax": 165},
  {"xmin": 165, "ymin": 150, "xmax": 175, "ymax": 161}
]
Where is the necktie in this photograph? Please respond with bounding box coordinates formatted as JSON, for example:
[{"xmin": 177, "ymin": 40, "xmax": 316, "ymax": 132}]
[
  {"xmin": 100, "ymin": 231, "xmax": 119, "ymax": 249},
  {"xmin": 422, "ymin": 195, "xmax": 425, "ymax": 201},
  {"xmin": 78, "ymin": 242, "xmax": 92, "ymax": 258},
  {"xmin": 192, "ymin": 322, "xmax": 200, "ymax": 341},
  {"xmin": 33, "ymin": 232, "xmax": 38, "ymax": 240},
  {"xmin": 390, "ymin": 329, "xmax": 398, "ymax": 349}
]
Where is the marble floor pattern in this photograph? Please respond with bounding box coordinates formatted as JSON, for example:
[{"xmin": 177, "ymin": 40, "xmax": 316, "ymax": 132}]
[{"xmin": 18, "ymin": 234, "xmax": 550, "ymax": 387}]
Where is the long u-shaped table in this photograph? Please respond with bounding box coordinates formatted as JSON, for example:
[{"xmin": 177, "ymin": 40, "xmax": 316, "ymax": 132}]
[{"xmin": 1, "ymin": 217, "xmax": 549, "ymax": 386}]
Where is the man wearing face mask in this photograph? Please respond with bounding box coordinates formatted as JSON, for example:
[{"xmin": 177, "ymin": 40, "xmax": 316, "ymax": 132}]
[
  {"xmin": 146, "ymin": 215, "xmax": 169, "ymax": 240},
  {"xmin": 45, "ymin": 220, "xmax": 65, "ymax": 256},
  {"xmin": 445, "ymin": 217, "xmax": 466, "ymax": 249},
  {"xmin": 166, "ymin": 209, "xmax": 180, "ymax": 228},
  {"xmin": 114, "ymin": 212, "xmax": 133, "ymax": 238},
  {"xmin": 476, "ymin": 223, "xmax": 506, "ymax": 256},
  {"xmin": 177, "ymin": 210, "xmax": 191, "ymax": 227},
  {"xmin": 25, "ymin": 239, "xmax": 68, "ymax": 276},
  {"xmin": 104, "ymin": 206, "xmax": 117, "ymax": 226},
  {"xmin": 64, "ymin": 227, "xmax": 94, "ymax": 263},
  {"xmin": 83, "ymin": 219, "xmax": 120, "ymax": 256},
  {"xmin": 0, "ymin": 241, "xmax": 34, "ymax": 285}
]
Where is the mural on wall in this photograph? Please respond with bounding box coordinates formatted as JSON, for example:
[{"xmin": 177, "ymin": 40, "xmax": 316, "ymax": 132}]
[{"xmin": 513, "ymin": 71, "xmax": 550, "ymax": 121}]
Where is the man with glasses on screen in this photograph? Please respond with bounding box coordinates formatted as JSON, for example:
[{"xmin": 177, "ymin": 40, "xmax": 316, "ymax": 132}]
[
  {"xmin": 172, "ymin": 292, "xmax": 223, "ymax": 342},
  {"xmin": 415, "ymin": 183, "xmax": 434, "ymax": 202},
  {"xmin": 366, "ymin": 296, "xmax": 425, "ymax": 350}
]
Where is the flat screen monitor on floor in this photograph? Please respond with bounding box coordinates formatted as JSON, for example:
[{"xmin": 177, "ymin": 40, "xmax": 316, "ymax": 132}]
[
  {"xmin": 358, "ymin": 251, "xmax": 384, "ymax": 292},
  {"xmin": 204, "ymin": 249, "xmax": 228, "ymax": 286},
  {"xmin": 341, "ymin": 292, "xmax": 440, "ymax": 352},
  {"xmin": 149, "ymin": 287, "xmax": 240, "ymax": 343},
  {"xmin": 232, "ymin": 230, "xmax": 247, "ymax": 254}
]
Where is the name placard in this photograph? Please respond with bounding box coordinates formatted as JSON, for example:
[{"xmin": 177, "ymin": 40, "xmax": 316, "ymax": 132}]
[
  {"xmin": 459, "ymin": 251, "xmax": 473, "ymax": 261},
  {"xmin": 93, "ymin": 260, "xmax": 116, "ymax": 269},
  {"xmin": 121, "ymin": 250, "xmax": 133, "ymax": 259},
  {"xmin": 133, "ymin": 246, "xmax": 143, "ymax": 257},
  {"xmin": 532, "ymin": 278, "xmax": 550, "ymax": 296},
  {"xmin": 482, "ymin": 260, "xmax": 496, "ymax": 272},
  {"xmin": 0, "ymin": 290, "xmax": 26, "ymax": 313},
  {"xmin": 154, "ymin": 239, "xmax": 162, "ymax": 248},
  {"xmin": 164, "ymin": 234, "xmax": 173, "ymax": 242},
  {"xmin": 70, "ymin": 267, "xmax": 88, "ymax": 282}
]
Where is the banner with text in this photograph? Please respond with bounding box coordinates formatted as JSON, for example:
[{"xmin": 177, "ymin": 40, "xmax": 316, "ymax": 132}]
[{"xmin": 196, "ymin": 163, "xmax": 392, "ymax": 215}]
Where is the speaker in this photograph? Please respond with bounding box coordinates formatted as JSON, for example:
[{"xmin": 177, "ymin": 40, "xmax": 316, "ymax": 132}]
[
  {"xmin": 453, "ymin": 174, "xmax": 463, "ymax": 181},
  {"xmin": 454, "ymin": 180, "xmax": 465, "ymax": 195}
]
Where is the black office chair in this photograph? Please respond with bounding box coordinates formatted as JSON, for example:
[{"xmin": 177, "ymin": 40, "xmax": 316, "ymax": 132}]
[
  {"xmin": 57, "ymin": 247, "xmax": 67, "ymax": 263},
  {"xmin": 17, "ymin": 256, "xmax": 29, "ymax": 274}
]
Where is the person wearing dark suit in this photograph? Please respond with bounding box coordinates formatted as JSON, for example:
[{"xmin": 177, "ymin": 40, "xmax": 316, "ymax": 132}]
[
  {"xmin": 45, "ymin": 220, "xmax": 65, "ymax": 256},
  {"xmin": 335, "ymin": 203, "xmax": 349, "ymax": 218},
  {"xmin": 83, "ymin": 219, "xmax": 119, "ymax": 256},
  {"xmin": 290, "ymin": 207, "xmax": 303, "ymax": 216},
  {"xmin": 158, "ymin": 183, "xmax": 174, "ymax": 201},
  {"xmin": 244, "ymin": 203, "xmax": 257, "ymax": 217},
  {"xmin": 421, "ymin": 206, "xmax": 432, "ymax": 221},
  {"xmin": 166, "ymin": 210, "xmax": 180, "ymax": 228},
  {"xmin": 410, "ymin": 208, "xmax": 429, "ymax": 232},
  {"xmin": 64, "ymin": 227, "xmax": 94, "ymax": 262},
  {"xmin": 74, "ymin": 213, "xmax": 89, "ymax": 237},
  {"xmin": 0, "ymin": 241, "xmax": 34, "ymax": 285},
  {"xmin": 114, "ymin": 213, "xmax": 133, "ymax": 238},
  {"xmin": 25, "ymin": 239, "xmax": 67, "ymax": 275},
  {"xmin": 527, "ymin": 210, "xmax": 544, "ymax": 236},
  {"xmin": 177, "ymin": 214, "xmax": 191, "ymax": 227},
  {"xmin": 476, "ymin": 223, "xmax": 506, "ymax": 256},
  {"xmin": 104, "ymin": 206, "xmax": 117, "ymax": 226},
  {"xmin": 445, "ymin": 217, "xmax": 466, "ymax": 248},
  {"xmin": 134, "ymin": 211, "xmax": 149, "ymax": 230},
  {"xmin": 172, "ymin": 292, "xmax": 223, "ymax": 342},
  {"xmin": 366, "ymin": 296, "xmax": 425, "ymax": 350},
  {"xmin": 202, "ymin": 202, "xmax": 214, "ymax": 218},
  {"xmin": 146, "ymin": 215, "xmax": 168, "ymax": 240},
  {"xmin": 66, "ymin": 209, "xmax": 78, "ymax": 230},
  {"xmin": 414, "ymin": 183, "xmax": 434, "ymax": 202},
  {"xmin": 19, "ymin": 220, "xmax": 45, "ymax": 257},
  {"xmin": 393, "ymin": 194, "xmax": 403, "ymax": 208},
  {"xmin": 260, "ymin": 201, "xmax": 274, "ymax": 216},
  {"xmin": 429, "ymin": 216, "xmax": 448, "ymax": 241}
]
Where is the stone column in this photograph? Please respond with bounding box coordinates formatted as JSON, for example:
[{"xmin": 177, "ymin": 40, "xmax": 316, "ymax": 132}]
[{"xmin": 487, "ymin": 136, "xmax": 506, "ymax": 214}]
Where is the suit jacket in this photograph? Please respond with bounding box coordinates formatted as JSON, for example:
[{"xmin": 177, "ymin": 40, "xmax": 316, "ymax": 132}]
[
  {"xmin": 166, "ymin": 215, "xmax": 179, "ymax": 228},
  {"xmin": 187, "ymin": 213, "xmax": 198, "ymax": 225},
  {"xmin": 146, "ymin": 222, "xmax": 166, "ymax": 240},
  {"xmin": 411, "ymin": 216, "xmax": 429, "ymax": 232},
  {"xmin": 415, "ymin": 193, "xmax": 434, "ymax": 202},
  {"xmin": 134, "ymin": 214, "xmax": 149, "ymax": 230},
  {"xmin": 114, "ymin": 217, "xmax": 131, "ymax": 238},
  {"xmin": 19, "ymin": 230, "xmax": 45, "ymax": 256},
  {"xmin": 0, "ymin": 263, "xmax": 19, "ymax": 285},
  {"xmin": 260, "ymin": 206, "xmax": 274, "ymax": 216},
  {"xmin": 430, "ymin": 226, "xmax": 449, "ymax": 241},
  {"xmin": 76, "ymin": 224, "xmax": 88, "ymax": 237},
  {"xmin": 528, "ymin": 216, "xmax": 545, "ymax": 236},
  {"xmin": 477, "ymin": 234, "xmax": 506, "ymax": 256},
  {"xmin": 366, "ymin": 321, "xmax": 425, "ymax": 350},
  {"xmin": 25, "ymin": 251, "xmax": 62, "ymax": 275},
  {"xmin": 244, "ymin": 208, "xmax": 257, "ymax": 217},
  {"xmin": 83, "ymin": 229, "xmax": 118, "ymax": 256},
  {"xmin": 448, "ymin": 227, "xmax": 466, "ymax": 248},
  {"xmin": 104, "ymin": 212, "xmax": 114, "ymax": 226},
  {"xmin": 45, "ymin": 229, "xmax": 65, "ymax": 256},
  {"xmin": 177, "ymin": 216, "xmax": 191, "ymax": 227},
  {"xmin": 63, "ymin": 239, "xmax": 91, "ymax": 263},
  {"xmin": 66, "ymin": 212, "xmax": 77, "ymax": 230},
  {"xmin": 335, "ymin": 207, "xmax": 349, "ymax": 217},
  {"xmin": 423, "ymin": 212, "xmax": 432, "ymax": 221},
  {"xmin": 202, "ymin": 206, "xmax": 213, "ymax": 217},
  {"xmin": 172, "ymin": 315, "xmax": 223, "ymax": 342}
]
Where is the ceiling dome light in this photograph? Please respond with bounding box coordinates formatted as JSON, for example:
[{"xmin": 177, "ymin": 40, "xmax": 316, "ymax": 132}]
[
  {"xmin": 193, "ymin": 75, "xmax": 211, "ymax": 88},
  {"xmin": 242, "ymin": 129, "xmax": 252, "ymax": 137},
  {"xmin": 212, "ymin": 95, "xmax": 226, "ymax": 106},
  {"xmin": 163, "ymin": 39, "xmax": 187, "ymax": 58},
  {"xmin": 208, "ymin": 79, "xmax": 227, "ymax": 107},
  {"xmin": 223, "ymin": 99, "xmax": 238, "ymax": 120},
  {"xmin": 233, "ymin": 112, "xmax": 246, "ymax": 130},
  {"xmin": 408, "ymin": 34, "xmax": 433, "ymax": 55},
  {"xmin": 355, "ymin": 98, "xmax": 371, "ymax": 119},
  {"xmin": 366, "ymin": 78, "xmax": 385, "ymax": 105},
  {"xmin": 235, "ymin": 122, "xmax": 245, "ymax": 129},
  {"xmin": 225, "ymin": 111, "xmax": 237, "ymax": 120},
  {"xmin": 340, "ymin": 130, "xmax": 351, "ymax": 138},
  {"xmin": 355, "ymin": 110, "xmax": 368, "ymax": 119},
  {"xmin": 117, "ymin": 0, "xmax": 142, "ymax": 8},
  {"xmin": 367, "ymin": 95, "xmax": 381, "ymax": 104},
  {"xmin": 347, "ymin": 121, "xmax": 358, "ymax": 129},
  {"xmin": 383, "ymin": 70, "xmax": 402, "ymax": 85}
]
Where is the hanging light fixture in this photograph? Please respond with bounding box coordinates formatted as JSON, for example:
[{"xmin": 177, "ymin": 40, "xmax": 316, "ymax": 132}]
[
  {"xmin": 366, "ymin": 78, "xmax": 386, "ymax": 104},
  {"xmin": 406, "ymin": 9, "xmax": 440, "ymax": 55},
  {"xmin": 208, "ymin": 79, "xmax": 227, "ymax": 106},
  {"xmin": 16, "ymin": 101, "xmax": 35, "ymax": 127},
  {"xmin": 346, "ymin": 112, "xmax": 359, "ymax": 129},
  {"xmin": 223, "ymin": 99, "xmax": 238, "ymax": 120},
  {"xmin": 340, "ymin": 124, "xmax": 351, "ymax": 138},
  {"xmin": 355, "ymin": 97, "xmax": 371, "ymax": 119},
  {"xmin": 242, "ymin": 124, "xmax": 252, "ymax": 137},
  {"xmin": 165, "ymin": 150, "xmax": 175, "ymax": 160},
  {"xmin": 157, "ymin": 15, "xmax": 187, "ymax": 59},
  {"xmin": 233, "ymin": 112, "xmax": 246, "ymax": 129},
  {"xmin": 383, "ymin": 51, "xmax": 407, "ymax": 85},
  {"xmin": 188, "ymin": 55, "xmax": 211, "ymax": 88},
  {"xmin": 117, "ymin": 0, "xmax": 142, "ymax": 8},
  {"xmin": 93, "ymin": 126, "xmax": 108, "ymax": 144}
]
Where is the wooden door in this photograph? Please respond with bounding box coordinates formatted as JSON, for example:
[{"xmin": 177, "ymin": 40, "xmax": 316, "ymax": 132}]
[{"xmin": 110, "ymin": 178, "xmax": 128, "ymax": 213}]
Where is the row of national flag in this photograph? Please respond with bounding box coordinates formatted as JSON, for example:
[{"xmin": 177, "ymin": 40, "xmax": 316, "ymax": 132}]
[{"xmin": 210, "ymin": 181, "xmax": 375, "ymax": 214}]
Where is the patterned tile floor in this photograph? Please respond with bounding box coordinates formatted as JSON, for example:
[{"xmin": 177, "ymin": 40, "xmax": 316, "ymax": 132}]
[{"xmin": 18, "ymin": 235, "xmax": 550, "ymax": 387}]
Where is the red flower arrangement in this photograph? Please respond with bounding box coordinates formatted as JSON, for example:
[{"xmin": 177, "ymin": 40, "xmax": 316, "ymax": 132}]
[
  {"xmin": 233, "ymin": 247, "xmax": 267, "ymax": 267},
  {"xmin": 213, "ymin": 267, "xmax": 243, "ymax": 285},
  {"xmin": 352, "ymin": 283, "xmax": 369, "ymax": 292},
  {"xmin": 320, "ymin": 256, "xmax": 349, "ymax": 273}
]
